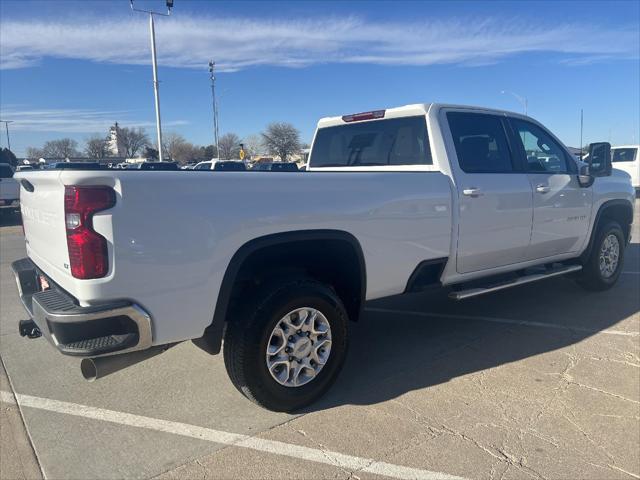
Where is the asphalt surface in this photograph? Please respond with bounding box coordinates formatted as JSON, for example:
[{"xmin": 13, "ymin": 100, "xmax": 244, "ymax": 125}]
[{"xmin": 0, "ymin": 203, "xmax": 638, "ymax": 480}]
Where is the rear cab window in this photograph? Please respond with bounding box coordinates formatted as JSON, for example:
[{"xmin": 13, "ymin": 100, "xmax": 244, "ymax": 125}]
[{"xmin": 310, "ymin": 116, "xmax": 433, "ymax": 168}]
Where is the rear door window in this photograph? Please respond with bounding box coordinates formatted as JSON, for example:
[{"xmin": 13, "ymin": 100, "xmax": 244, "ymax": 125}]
[
  {"xmin": 311, "ymin": 116, "xmax": 432, "ymax": 167},
  {"xmin": 447, "ymin": 112, "xmax": 515, "ymax": 173}
]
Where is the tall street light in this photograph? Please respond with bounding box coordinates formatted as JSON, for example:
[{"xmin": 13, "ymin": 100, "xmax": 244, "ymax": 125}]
[
  {"xmin": 130, "ymin": 0, "xmax": 174, "ymax": 161},
  {"xmin": 501, "ymin": 90, "xmax": 528, "ymax": 116},
  {"xmin": 208, "ymin": 61, "xmax": 220, "ymax": 159},
  {"xmin": 0, "ymin": 120, "xmax": 13, "ymax": 151}
]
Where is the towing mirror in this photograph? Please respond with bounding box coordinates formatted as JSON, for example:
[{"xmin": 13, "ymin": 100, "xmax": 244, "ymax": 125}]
[{"xmin": 587, "ymin": 142, "xmax": 612, "ymax": 177}]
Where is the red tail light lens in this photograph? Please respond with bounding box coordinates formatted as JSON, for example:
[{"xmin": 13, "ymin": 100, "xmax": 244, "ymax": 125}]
[
  {"xmin": 64, "ymin": 186, "xmax": 116, "ymax": 279},
  {"xmin": 341, "ymin": 110, "xmax": 385, "ymax": 123}
]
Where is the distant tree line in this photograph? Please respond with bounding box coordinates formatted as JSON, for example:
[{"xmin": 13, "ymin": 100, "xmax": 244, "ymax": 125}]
[{"xmin": 22, "ymin": 121, "xmax": 305, "ymax": 165}]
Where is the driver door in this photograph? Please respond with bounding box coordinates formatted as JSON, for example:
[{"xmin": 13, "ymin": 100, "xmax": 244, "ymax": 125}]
[{"xmin": 508, "ymin": 117, "xmax": 592, "ymax": 259}]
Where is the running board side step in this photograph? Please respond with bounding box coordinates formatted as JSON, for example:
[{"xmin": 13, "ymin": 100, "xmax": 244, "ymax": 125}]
[{"xmin": 449, "ymin": 265, "xmax": 582, "ymax": 301}]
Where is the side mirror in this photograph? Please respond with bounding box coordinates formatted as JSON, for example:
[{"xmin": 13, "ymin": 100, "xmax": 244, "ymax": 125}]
[
  {"xmin": 587, "ymin": 142, "xmax": 612, "ymax": 177},
  {"xmin": 577, "ymin": 163, "xmax": 594, "ymax": 188}
]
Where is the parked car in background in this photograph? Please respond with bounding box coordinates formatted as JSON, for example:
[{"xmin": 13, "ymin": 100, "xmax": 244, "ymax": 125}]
[
  {"xmin": 131, "ymin": 162, "xmax": 179, "ymax": 171},
  {"xmin": 0, "ymin": 163, "xmax": 20, "ymax": 211},
  {"xmin": 11, "ymin": 103, "xmax": 635, "ymax": 412},
  {"xmin": 611, "ymin": 145, "xmax": 639, "ymax": 192},
  {"xmin": 193, "ymin": 159, "xmax": 220, "ymax": 170},
  {"xmin": 251, "ymin": 162, "xmax": 299, "ymax": 172},
  {"xmin": 48, "ymin": 162, "xmax": 102, "ymax": 170},
  {"xmin": 213, "ymin": 161, "xmax": 247, "ymax": 171}
]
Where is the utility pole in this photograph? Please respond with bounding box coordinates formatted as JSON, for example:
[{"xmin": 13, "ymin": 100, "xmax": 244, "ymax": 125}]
[
  {"xmin": 501, "ymin": 90, "xmax": 528, "ymax": 116},
  {"xmin": 209, "ymin": 60, "xmax": 220, "ymax": 159},
  {"xmin": 0, "ymin": 120, "xmax": 13, "ymax": 151},
  {"xmin": 130, "ymin": 0, "xmax": 174, "ymax": 161}
]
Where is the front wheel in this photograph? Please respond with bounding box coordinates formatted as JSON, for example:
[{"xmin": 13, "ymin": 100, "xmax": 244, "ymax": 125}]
[
  {"xmin": 577, "ymin": 220, "xmax": 626, "ymax": 291},
  {"xmin": 223, "ymin": 278, "xmax": 348, "ymax": 412}
]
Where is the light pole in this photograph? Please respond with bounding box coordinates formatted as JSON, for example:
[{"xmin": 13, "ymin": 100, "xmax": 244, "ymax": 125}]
[
  {"xmin": 501, "ymin": 90, "xmax": 528, "ymax": 116},
  {"xmin": 130, "ymin": 0, "xmax": 174, "ymax": 161},
  {"xmin": 208, "ymin": 60, "xmax": 220, "ymax": 159},
  {"xmin": 0, "ymin": 120, "xmax": 13, "ymax": 151}
]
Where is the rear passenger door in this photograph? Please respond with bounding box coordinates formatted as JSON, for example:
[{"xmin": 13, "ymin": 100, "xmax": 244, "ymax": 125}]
[
  {"xmin": 508, "ymin": 117, "xmax": 591, "ymax": 259},
  {"xmin": 446, "ymin": 111, "xmax": 533, "ymax": 274}
]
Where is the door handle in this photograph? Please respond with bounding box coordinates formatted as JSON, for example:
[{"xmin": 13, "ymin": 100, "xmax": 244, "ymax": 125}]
[
  {"xmin": 535, "ymin": 184, "xmax": 551, "ymax": 194},
  {"xmin": 462, "ymin": 188, "xmax": 482, "ymax": 197}
]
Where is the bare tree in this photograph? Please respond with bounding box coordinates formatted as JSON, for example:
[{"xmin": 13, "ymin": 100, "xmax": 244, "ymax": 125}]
[
  {"xmin": 42, "ymin": 138, "xmax": 80, "ymax": 158},
  {"xmin": 160, "ymin": 132, "xmax": 201, "ymax": 165},
  {"xmin": 85, "ymin": 134, "xmax": 109, "ymax": 159},
  {"xmin": 218, "ymin": 132, "xmax": 241, "ymax": 160},
  {"xmin": 261, "ymin": 122, "xmax": 301, "ymax": 162},
  {"xmin": 242, "ymin": 133, "xmax": 263, "ymax": 160},
  {"xmin": 25, "ymin": 147, "xmax": 44, "ymax": 159},
  {"xmin": 119, "ymin": 127, "xmax": 149, "ymax": 157}
]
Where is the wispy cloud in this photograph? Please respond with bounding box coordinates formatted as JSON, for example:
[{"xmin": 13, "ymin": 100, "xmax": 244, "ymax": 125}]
[
  {"xmin": 0, "ymin": 14, "xmax": 637, "ymax": 71},
  {"xmin": 0, "ymin": 107, "xmax": 188, "ymax": 133}
]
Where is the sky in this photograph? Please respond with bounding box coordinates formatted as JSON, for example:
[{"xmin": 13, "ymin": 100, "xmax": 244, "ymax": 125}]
[{"xmin": 0, "ymin": 0, "xmax": 639, "ymax": 157}]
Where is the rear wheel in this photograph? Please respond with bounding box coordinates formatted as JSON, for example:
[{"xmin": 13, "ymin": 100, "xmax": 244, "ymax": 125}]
[
  {"xmin": 577, "ymin": 220, "xmax": 625, "ymax": 291},
  {"xmin": 223, "ymin": 278, "xmax": 348, "ymax": 412}
]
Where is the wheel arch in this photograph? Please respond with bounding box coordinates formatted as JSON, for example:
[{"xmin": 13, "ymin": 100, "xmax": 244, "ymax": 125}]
[
  {"xmin": 193, "ymin": 229, "xmax": 366, "ymax": 355},
  {"xmin": 581, "ymin": 199, "xmax": 633, "ymax": 263}
]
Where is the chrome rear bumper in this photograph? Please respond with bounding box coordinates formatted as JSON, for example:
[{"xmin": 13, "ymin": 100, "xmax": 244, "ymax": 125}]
[{"xmin": 12, "ymin": 257, "xmax": 153, "ymax": 357}]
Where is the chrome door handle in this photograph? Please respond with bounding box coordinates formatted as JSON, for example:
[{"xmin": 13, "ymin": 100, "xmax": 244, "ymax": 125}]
[
  {"xmin": 462, "ymin": 188, "xmax": 482, "ymax": 197},
  {"xmin": 535, "ymin": 184, "xmax": 551, "ymax": 194}
]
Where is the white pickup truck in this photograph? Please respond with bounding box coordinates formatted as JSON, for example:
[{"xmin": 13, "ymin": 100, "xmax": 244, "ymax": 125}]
[{"xmin": 13, "ymin": 104, "xmax": 635, "ymax": 411}]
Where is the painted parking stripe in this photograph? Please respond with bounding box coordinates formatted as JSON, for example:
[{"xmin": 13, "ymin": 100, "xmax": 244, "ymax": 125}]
[
  {"xmin": 0, "ymin": 391, "xmax": 464, "ymax": 480},
  {"xmin": 366, "ymin": 308, "xmax": 639, "ymax": 337}
]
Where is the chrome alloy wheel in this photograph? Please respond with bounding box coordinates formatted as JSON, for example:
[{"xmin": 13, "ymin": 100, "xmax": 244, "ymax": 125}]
[
  {"xmin": 265, "ymin": 307, "xmax": 332, "ymax": 388},
  {"xmin": 599, "ymin": 233, "xmax": 620, "ymax": 279}
]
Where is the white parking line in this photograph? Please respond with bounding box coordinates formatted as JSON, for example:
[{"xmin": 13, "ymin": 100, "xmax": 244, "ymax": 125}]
[
  {"xmin": 366, "ymin": 308, "xmax": 639, "ymax": 337},
  {"xmin": 0, "ymin": 391, "xmax": 464, "ymax": 480}
]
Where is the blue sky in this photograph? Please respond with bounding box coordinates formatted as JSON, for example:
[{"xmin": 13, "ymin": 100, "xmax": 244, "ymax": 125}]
[{"xmin": 0, "ymin": 0, "xmax": 638, "ymax": 157}]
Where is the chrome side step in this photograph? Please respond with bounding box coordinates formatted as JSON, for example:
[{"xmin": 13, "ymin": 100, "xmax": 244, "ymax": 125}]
[{"xmin": 449, "ymin": 265, "xmax": 582, "ymax": 301}]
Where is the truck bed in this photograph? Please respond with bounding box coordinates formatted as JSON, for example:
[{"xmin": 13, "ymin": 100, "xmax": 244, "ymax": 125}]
[{"xmin": 16, "ymin": 169, "xmax": 453, "ymax": 345}]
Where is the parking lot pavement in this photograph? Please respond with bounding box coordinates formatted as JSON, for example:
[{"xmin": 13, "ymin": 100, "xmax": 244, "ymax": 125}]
[{"xmin": 1, "ymin": 202, "xmax": 638, "ymax": 480}]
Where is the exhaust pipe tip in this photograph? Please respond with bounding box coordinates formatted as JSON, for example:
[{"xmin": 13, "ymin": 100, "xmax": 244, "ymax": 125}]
[
  {"xmin": 80, "ymin": 358, "xmax": 98, "ymax": 382},
  {"xmin": 80, "ymin": 344, "xmax": 174, "ymax": 382}
]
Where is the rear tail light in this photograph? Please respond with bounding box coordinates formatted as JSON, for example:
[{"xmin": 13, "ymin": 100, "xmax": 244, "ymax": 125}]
[
  {"xmin": 341, "ymin": 110, "xmax": 385, "ymax": 123},
  {"xmin": 64, "ymin": 186, "xmax": 116, "ymax": 279}
]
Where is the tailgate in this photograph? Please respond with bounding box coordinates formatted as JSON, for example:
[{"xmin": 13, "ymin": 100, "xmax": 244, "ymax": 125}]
[{"xmin": 18, "ymin": 172, "xmax": 71, "ymax": 283}]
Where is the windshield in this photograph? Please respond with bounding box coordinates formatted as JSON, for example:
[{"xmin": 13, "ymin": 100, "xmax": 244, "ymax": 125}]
[
  {"xmin": 612, "ymin": 148, "xmax": 637, "ymax": 163},
  {"xmin": 311, "ymin": 116, "xmax": 432, "ymax": 167}
]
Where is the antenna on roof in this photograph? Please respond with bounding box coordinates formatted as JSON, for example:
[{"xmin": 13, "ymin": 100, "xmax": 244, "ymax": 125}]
[{"xmin": 580, "ymin": 109, "xmax": 584, "ymax": 161}]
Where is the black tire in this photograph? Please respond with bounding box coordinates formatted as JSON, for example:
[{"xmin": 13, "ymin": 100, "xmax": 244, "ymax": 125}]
[
  {"xmin": 223, "ymin": 277, "xmax": 349, "ymax": 412},
  {"xmin": 577, "ymin": 220, "xmax": 626, "ymax": 291}
]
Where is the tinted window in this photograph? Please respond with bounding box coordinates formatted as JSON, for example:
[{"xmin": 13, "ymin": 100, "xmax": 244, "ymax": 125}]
[
  {"xmin": 612, "ymin": 148, "xmax": 637, "ymax": 163},
  {"xmin": 194, "ymin": 162, "xmax": 212, "ymax": 170},
  {"xmin": 447, "ymin": 112, "xmax": 514, "ymax": 173},
  {"xmin": 511, "ymin": 119, "xmax": 570, "ymax": 173},
  {"xmin": 271, "ymin": 163, "xmax": 299, "ymax": 172},
  {"xmin": 214, "ymin": 162, "xmax": 246, "ymax": 171},
  {"xmin": 311, "ymin": 116, "xmax": 432, "ymax": 167},
  {"xmin": 0, "ymin": 164, "xmax": 14, "ymax": 178}
]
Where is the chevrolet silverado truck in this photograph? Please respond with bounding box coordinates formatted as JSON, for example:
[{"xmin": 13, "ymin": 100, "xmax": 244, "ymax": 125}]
[{"xmin": 12, "ymin": 104, "xmax": 635, "ymax": 411}]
